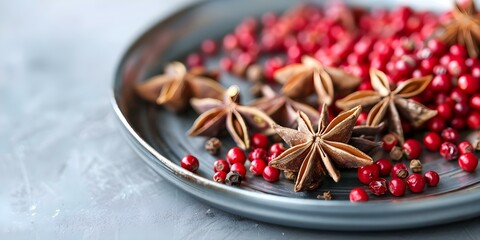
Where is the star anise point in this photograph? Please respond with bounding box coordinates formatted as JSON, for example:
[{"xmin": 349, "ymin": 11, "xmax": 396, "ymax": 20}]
[{"xmin": 269, "ymin": 106, "xmax": 373, "ymax": 192}]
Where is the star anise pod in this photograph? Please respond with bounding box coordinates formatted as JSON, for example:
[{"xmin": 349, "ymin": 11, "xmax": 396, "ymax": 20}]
[
  {"xmin": 136, "ymin": 62, "xmax": 225, "ymax": 112},
  {"xmin": 250, "ymin": 85, "xmax": 320, "ymax": 128},
  {"xmin": 188, "ymin": 86, "xmax": 275, "ymax": 150},
  {"xmin": 350, "ymin": 123, "xmax": 384, "ymax": 156},
  {"xmin": 269, "ymin": 105, "xmax": 373, "ymax": 192},
  {"xmin": 336, "ymin": 69, "xmax": 437, "ymax": 144},
  {"xmin": 274, "ymin": 55, "xmax": 360, "ymax": 106},
  {"xmin": 439, "ymin": 0, "xmax": 480, "ymax": 58}
]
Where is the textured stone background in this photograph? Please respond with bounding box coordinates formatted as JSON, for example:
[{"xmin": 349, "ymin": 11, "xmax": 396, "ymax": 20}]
[{"xmin": 1, "ymin": 0, "xmax": 480, "ymax": 239}]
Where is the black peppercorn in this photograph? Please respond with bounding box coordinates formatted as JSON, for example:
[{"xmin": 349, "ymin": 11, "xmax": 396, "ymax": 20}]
[
  {"xmin": 225, "ymin": 171, "xmax": 242, "ymax": 186},
  {"xmin": 205, "ymin": 137, "xmax": 222, "ymax": 155}
]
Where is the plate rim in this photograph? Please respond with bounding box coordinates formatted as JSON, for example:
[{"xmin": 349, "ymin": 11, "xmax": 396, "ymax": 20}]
[{"xmin": 111, "ymin": 0, "xmax": 480, "ymax": 230}]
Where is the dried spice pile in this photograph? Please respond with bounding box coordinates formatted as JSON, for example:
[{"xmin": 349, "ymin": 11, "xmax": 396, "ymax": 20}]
[{"xmin": 138, "ymin": 1, "xmax": 480, "ymax": 201}]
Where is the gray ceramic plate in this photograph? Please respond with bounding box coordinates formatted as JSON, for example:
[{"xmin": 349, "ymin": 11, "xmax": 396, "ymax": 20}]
[{"xmin": 112, "ymin": 0, "xmax": 480, "ymax": 230}]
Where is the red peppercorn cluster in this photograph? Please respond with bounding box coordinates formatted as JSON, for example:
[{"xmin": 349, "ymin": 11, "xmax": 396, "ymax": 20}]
[
  {"xmin": 351, "ymin": 157, "xmax": 440, "ymax": 202},
  {"xmin": 352, "ymin": 132, "xmax": 477, "ymax": 202},
  {"xmin": 386, "ymin": 132, "xmax": 478, "ymax": 174},
  {"xmin": 186, "ymin": 4, "xmax": 448, "ymax": 86},
  {"xmin": 423, "ymin": 42, "xmax": 480, "ymax": 132},
  {"xmin": 209, "ymin": 133, "xmax": 284, "ymax": 184},
  {"xmin": 425, "ymin": 134, "xmax": 479, "ymax": 172}
]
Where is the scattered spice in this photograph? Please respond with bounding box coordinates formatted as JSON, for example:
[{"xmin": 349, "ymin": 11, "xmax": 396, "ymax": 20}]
[
  {"xmin": 336, "ymin": 69, "xmax": 437, "ymax": 144},
  {"xmin": 317, "ymin": 191, "xmax": 333, "ymax": 200},
  {"xmin": 409, "ymin": 159, "xmax": 423, "ymax": 173},
  {"xmin": 269, "ymin": 105, "xmax": 373, "ymax": 192},
  {"xmin": 225, "ymin": 171, "xmax": 243, "ymax": 186},
  {"xmin": 205, "ymin": 137, "xmax": 222, "ymax": 155},
  {"xmin": 392, "ymin": 163, "xmax": 409, "ymax": 179},
  {"xmin": 382, "ymin": 133, "xmax": 399, "ymax": 151},
  {"xmin": 390, "ymin": 146, "xmax": 404, "ymax": 161}
]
